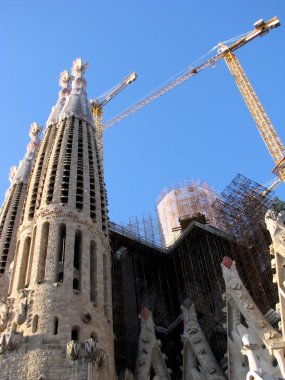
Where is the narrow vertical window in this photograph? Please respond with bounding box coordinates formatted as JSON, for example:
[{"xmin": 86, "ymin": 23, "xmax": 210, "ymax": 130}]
[
  {"xmin": 90, "ymin": 240, "xmax": 96, "ymax": 303},
  {"xmin": 32, "ymin": 315, "xmax": 39, "ymax": 333},
  {"xmin": 17, "ymin": 236, "xmax": 31, "ymax": 290},
  {"xmin": 53, "ymin": 317, "xmax": 59, "ymax": 335},
  {"xmin": 103, "ymin": 254, "xmax": 108, "ymax": 317},
  {"xmin": 61, "ymin": 119, "xmax": 74, "ymax": 204},
  {"xmin": 73, "ymin": 231, "xmax": 82, "ymax": 291},
  {"xmin": 56, "ymin": 224, "xmax": 66, "ymax": 282},
  {"xmin": 71, "ymin": 326, "xmax": 80, "ymax": 341},
  {"xmin": 76, "ymin": 121, "xmax": 84, "ymax": 210},
  {"xmin": 25, "ymin": 226, "xmax": 37, "ymax": 287},
  {"xmin": 37, "ymin": 222, "xmax": 50, "ymax": 282}
]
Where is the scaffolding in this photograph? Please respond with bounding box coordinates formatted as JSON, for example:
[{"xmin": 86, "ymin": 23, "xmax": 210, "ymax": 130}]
[
  {"xmin": 119, "ymin": 214, "xmax": 162, "ymax": 246},
  {"xmin": 156, "ymin": 179, "xmax": 219, "ymax": 247},
  {"xmin": 213, "ymin": 174, "xmax": 278, "ymax": 314}
]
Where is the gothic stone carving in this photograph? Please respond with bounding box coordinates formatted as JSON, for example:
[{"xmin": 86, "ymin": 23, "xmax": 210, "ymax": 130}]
[
  {"xmin": 181, "ymin": 304, "xmax": 226, "ymax": 380},
  {"xmin": 135, "ymin": 307, "xmax": 171, "ymax": 380}
]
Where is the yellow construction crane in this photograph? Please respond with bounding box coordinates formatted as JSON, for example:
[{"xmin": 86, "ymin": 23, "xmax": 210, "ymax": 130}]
[
  {"xmin": 102, "ymin": 17, "xmax": 285, "ymax": 184},
  {"xmin": 90, "ymin": 71, "xmax": 137, "ymax": 162}
]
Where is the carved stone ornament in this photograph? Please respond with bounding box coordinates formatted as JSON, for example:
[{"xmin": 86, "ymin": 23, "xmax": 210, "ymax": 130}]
[
  {"xmin": 67, "ymin": 340, "xmax": 82, "ymax": 360},
  {"xmin": 135, "ymin": 307, "xmax": 171, "ymax": 380},
  {"xmin": 181, "ymin": 303, "xmax": 226, "ymax": 380},
  {"xmin": 0, "ymin": 298, "xmax": 9, "ymax": 332},
  {"xmin": 58, "ymin": 57, "xmax": 94, "ymax": 126},
  {"xmin": 46, "ymin": 70, "xmax": 72, "ymax": 126}
]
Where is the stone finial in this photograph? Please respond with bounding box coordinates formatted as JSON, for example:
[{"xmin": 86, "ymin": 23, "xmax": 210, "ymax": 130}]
[
  {"xmin": 59, "ymin": 70, "xmax": 73, "ymax": 89},
  {"xmin": 222, "ymin": 256, "xmax": 233, "ymax": 269},
  {"xmin": 9, "ymin": 166, "xmax": 17, "ymax": 183},
  {"xmin": 140, "ymin": 307, "xmax": 151, "ymax": 321},
  {"xmin": 72, "ymin": 58, "xmax": 88, "ymax": 78}
]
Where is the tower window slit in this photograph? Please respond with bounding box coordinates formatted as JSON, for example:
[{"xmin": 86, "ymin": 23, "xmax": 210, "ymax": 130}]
[
  {"xmin": 61, "ymin": 119, "xmax": 74, "ymax": 204},
  {"xmin": 29, "ymin": 127, "xmax": 52, "ymax": 218},
  {"xmin": 36, "ymin": 222, "xmax": 50, "ymax": 282},
  {"xmin": 36, "ymin": 128, "xmax": 58, "ymax": 209},
  {"xmin": 0, "ymin": 186, "xmax": 15, "ymax": 240},
  {"xmin": 71, "ymin": 326, "xmax": 80, "ymax": 341},
  {"xmin": 25, "ymin": 225, "xmax": 37, "ymax": 287},
  {"xmin": 73, "ymin": 230, "xmax": 82, "ymax": 291},
  {"xmin": 17, "ymin": 235, "xmax": 31, "ymax": 290},
  {"xmin": 76, "ymin": 122, "xmax": 84, "ymax": 210},
  {"xmin": 46, "ymin": 121, "xmax": 66, "ymax": 203},
  {"xmin": 32, "ymin": 315, "xmax": 39, "ymax": 333},
  {"xmin": 103, "ymin": 254, "xmax": 108, "ymax": 317},
  {"xmin": 90, "ymin": 240, "xmax": 96, "ymax": 303},
  {"xmin": 87, "ymin": 127, "xmax": 96, "ymax": 221},
  {"xmin": 53, "ymin": 317, "xmax": 59, "ymax": 335},
  {"xmin": 56, "ymin": 224, "xmax": 66, "ymax": 282},
  {"xmin": 0, "ymin": 183, "xmax": 23, "ymax": 274}
]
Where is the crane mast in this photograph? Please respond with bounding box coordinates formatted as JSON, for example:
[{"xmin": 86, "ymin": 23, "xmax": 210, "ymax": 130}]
[
  {"xmin": 220, "ymin": 45, "xmax": 285, "ymax": 181},
  {"xmin": 90, "ymin": 71, "xmax": 137, "ymax": 162}
]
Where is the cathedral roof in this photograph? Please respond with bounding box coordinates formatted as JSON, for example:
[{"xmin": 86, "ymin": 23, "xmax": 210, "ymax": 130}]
[{"xmin": 59, "ymin": 58, "xmax": 94, "ymax": 126}]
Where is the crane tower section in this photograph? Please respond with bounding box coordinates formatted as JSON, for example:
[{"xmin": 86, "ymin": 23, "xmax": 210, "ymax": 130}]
[{"xmin": 220, "ymin": 44, "xmax": 285, "ymax": 181}]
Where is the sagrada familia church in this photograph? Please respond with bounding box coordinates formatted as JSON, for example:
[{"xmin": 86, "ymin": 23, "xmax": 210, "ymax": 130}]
[{"xmin": 1, "ymin": 58, "xmax": 285, "ymax": 380}]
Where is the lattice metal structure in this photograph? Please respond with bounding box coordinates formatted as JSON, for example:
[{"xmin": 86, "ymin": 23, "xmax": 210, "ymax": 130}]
[
  {"xmin": 213, "ymin": 174, "xmax": 278, "ymax": 314},
  {"xmin": 156, "ymin": 179, "xmax": 219, "ymax": 247},
  {"xmin": 119, "ymin": 214, "xmax": 162, "ymax": 246}
]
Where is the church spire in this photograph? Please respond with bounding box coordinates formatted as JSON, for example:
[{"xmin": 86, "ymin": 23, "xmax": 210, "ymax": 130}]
[
  {"xmin": 46, "ymin": 70, "xmax": 72, "ymax": 126},
  {"xmin": 59, "ymin": 58, "xmax": 94, "ymax": 126},
  {"xmin": 11, "ymin": 122, "xmax": 42, "ymax": 185}
]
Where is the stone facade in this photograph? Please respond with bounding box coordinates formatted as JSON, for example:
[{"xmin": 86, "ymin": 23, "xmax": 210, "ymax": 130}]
[{"xmin": 0, "ymin": 59, "xmax": 115, "ymax": 379}]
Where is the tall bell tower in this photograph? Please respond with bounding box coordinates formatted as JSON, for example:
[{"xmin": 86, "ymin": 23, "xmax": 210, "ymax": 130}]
[{"xmin": 0, "ymin": 59, "xmax": 115, "ymax": 380}]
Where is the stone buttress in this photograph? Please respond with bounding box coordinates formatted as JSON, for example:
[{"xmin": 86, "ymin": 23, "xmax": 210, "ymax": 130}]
[{"xmin": 0, "ymin": 60, "xmax": 115, "ymax": 380}]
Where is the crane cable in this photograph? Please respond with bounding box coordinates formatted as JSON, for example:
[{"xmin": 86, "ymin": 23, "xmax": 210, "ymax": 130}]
[{"xmin": 103, "ymin": 30, "xmax": 251, "ymax": 126}]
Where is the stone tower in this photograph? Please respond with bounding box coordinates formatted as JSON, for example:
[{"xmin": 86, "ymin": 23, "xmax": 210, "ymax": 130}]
[
  {"xmin": 0, "ymin": 59, "xmax": 115, "ymax": 379},
  {"xmin": 0, "ymin": 122, "xmax": 42, "ymax": 297}
]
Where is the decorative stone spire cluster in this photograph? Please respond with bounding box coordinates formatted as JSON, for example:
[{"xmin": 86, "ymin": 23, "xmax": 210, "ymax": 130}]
[
  {"xmin": 46, "ymin": 70, "xmax": 72, "ymax": 126},
  {"xmin": 59, "ymin": 58, "xmax": 94, "ymax": 126},
  {"xmin": 10, "ymin": 122, "xmax": 42, "ymax": 186}
]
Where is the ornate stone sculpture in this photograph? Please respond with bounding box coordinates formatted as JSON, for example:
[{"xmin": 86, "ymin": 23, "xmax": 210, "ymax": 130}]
[
  {"xmin": 0, "ymin": 298, "xmax": 9, "ymax": 332},
  {"xmin": 59, "ymin": 58, "xmax": 94, "ymax": 125},
  {"xmin": 135, "ymin": 307, "xmax": 171, "ymax": 380},
  {"xmin": 14, "ymin": 289, "xmax": 28, "ymax": 326},
  {"xmin": 181, "ymin": 303, "xmax": 226, "ymax": 380},
  {"xmin": 221, "ymin": 256, "xmax": 285, "ymax": 378},
  {"xmin": 12, "ymin": 122, "xmax": 43, "ymax": 184},
  {"xmin": 46, "ymin": 70, "xmax": 72, "ymax": 126}
]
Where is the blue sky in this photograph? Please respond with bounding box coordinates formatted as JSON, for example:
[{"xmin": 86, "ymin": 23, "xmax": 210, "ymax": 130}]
[{"xmin": 0, "ymin": 1, "xmax": 284, "ymax": 224}]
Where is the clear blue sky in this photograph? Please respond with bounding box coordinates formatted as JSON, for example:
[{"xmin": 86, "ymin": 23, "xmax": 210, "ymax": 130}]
[{"xmin": 0, "ymin": 1, "xmax": 284, "ymax": 224}]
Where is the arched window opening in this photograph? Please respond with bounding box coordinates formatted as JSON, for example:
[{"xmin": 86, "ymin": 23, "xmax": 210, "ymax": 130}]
[
  {"xmin": 58, "ymin": 224, "xmax": 66, "ymax": 264},
  {"xmin": 103, "ymin": 254, "xmax": 108, "ymax": 317},
  {"xmin": 37, "ymin": 222, "xmax": 50, "ymax": 282},
  {"xmin": 32, "ymin": 315, "xmax": 39, "ymax": 333},
  {"xmin": 56, "ymin": 224, "xmax": 66, "ymax": 283},
  {"xmin": 73, "ymin": 231, "xmax": 82, "ymax": 291},
  {"xmin": 90, "ymin": 240, "xmax": 96, "ymax": 303},
  {"xmin": 73, "ymin": 231, "xmax": 82, "ymax": 271},
  {"xmin": 17, "ymin": 236, "xmax": 31, "ymax": 290},
  {"xmin": 73, "ymin": 278, "xmax": 79, "ymax": 291},
  {"xmin": 90, "ymin": 332, "xmax": 98, "ymax": 340},
  {"xmin": 53, "ymin": 317, "xmax": 59, "ymax": 335},
  {"xmin": 71, "ymin": 326, "xmax": 80, "ymax": 341},
  {"xmin": 25, "ymin": 226, "xmax": 37, "ymax": 287}
]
